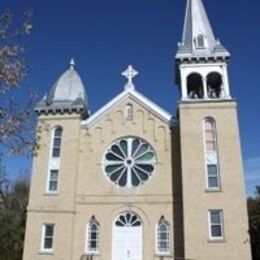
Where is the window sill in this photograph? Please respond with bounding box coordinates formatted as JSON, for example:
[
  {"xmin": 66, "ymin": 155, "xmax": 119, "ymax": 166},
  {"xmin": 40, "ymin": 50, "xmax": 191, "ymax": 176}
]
[
  {"xmin": 205, "ymin": 188, "xmax": 222, "ymax": 193},
  {"xmin": 155, "ymin": 252, "xmax": 172, "ymax": 256},
  {"xmin": 84, "ymin": 252, "xmax": 100, "ymax": 257},
  {"xmin": 44, "ymin": 192, "xmax": 59, "ymax": 196},
  {"xmin": 208, "ymin": 238, "xmax": 226, "ymax": 243},
  {"xmin": 39, "ymin": 250, "xmax": 54, "ymax": 255}
]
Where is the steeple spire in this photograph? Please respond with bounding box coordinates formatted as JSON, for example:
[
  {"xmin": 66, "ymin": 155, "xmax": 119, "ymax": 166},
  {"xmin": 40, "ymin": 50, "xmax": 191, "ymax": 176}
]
[
  {"xmin": 175, "ymin": 0, "xmax": 232, "ymax": 101},
  {"xmin": 176, "ymin": 0, "xmax": 229, "ymax": 60}
]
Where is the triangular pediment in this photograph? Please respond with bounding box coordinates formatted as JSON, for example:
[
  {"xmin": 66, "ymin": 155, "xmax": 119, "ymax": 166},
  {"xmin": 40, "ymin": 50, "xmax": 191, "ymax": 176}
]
[{"xmin": 81, "ymin": 88, "xmax": 172, "ymax": 128}]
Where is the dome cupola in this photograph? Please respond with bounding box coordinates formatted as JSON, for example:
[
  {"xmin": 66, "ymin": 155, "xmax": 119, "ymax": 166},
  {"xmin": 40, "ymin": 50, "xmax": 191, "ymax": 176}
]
[{"xmin": 36, "ymin": 59, "xmax": 89, "ymax": 117}]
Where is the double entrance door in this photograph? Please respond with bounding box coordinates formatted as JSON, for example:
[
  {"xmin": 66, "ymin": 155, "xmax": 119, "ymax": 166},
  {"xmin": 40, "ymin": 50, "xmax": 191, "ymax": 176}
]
[{"xmin": 112, "ymin": 212, "xmax": 142, "ymax": 260}]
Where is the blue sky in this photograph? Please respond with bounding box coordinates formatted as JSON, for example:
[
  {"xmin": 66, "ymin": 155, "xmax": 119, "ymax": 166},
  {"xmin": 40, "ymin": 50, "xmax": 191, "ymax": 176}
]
[{"xmin": 2, "ymin": 0, "xmax": 260, "ymax": 196}]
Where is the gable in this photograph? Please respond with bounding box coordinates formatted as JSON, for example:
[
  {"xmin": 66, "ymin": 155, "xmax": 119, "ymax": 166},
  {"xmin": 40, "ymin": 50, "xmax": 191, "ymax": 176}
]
[{"xmin": 81, "ymin": 89, "xmax": 173, "ymax": 128}]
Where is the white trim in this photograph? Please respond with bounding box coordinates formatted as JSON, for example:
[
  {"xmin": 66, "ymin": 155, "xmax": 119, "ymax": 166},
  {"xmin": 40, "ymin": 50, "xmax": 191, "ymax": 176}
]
[
  {"xmin": 40, "ymin": 223, "xmax": 55, "ymax": 253},
  {"xmin": 81, "ymin": 88, "xmax": 172, "ymax": 128},
  {"xmin": 155, "ymin": 220, "xmax": 171, "ymax": 256},
  {"xmin": 208, "ymin": 210, "xmax": 224, "ymax": 241}
]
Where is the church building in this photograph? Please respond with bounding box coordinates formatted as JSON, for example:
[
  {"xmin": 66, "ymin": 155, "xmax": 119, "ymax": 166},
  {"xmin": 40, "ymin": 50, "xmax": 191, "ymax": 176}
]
[{"xmin": 23, "ymin": 0, "xmax": 252, "ymax": 259}]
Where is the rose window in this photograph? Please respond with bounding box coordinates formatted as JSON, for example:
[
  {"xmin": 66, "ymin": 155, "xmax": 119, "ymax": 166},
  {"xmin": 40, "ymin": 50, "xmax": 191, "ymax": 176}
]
[{"xmin": 103, "ymin": 137, "xmax": 156, "ymax": 188}]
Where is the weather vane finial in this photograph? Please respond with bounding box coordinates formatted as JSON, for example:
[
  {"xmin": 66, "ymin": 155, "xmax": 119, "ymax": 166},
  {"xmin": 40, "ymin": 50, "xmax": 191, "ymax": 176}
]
[
  {"xmin": 122, "ymin": 65, "xmax": 138, "ymax": 89},
  {"xmin": 70, "ymin": 58, "xmax": 75, "ymax": 69}
]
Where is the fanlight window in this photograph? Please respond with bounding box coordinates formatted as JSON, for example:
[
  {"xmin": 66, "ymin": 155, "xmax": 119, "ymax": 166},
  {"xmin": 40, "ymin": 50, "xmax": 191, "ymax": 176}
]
[
  {"xmin": 115, "ymin": 212, "xmax": 141, "ymax": 227},
  {"xmin": 157, "ymin": 219, "xmax": 171, "ymax": 254},
  {"xmin": 52, "ymin": 127, "xmax": 63, "ymax": 158},
  {"xmin": 86, "ymin": 217, "xmax": 100, "ymax": 253},
  {"xmin": 103, "ymin": 137, "xmax": 156, "ymax": 188}
]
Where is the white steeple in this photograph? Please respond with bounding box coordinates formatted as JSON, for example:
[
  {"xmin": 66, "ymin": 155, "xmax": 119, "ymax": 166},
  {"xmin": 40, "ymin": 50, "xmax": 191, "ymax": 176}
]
[
  {"xmin": 175, "ymin": 0, "xmax": 231, "ymax": 101},
  {"xmin": 176, "ymin": 0, "xmax": 230, "ymax": 60}
]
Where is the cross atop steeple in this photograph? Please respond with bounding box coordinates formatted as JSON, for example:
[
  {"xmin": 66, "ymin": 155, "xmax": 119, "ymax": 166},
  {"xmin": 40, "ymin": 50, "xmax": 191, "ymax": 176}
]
[{"xmin": 122, "ymin": 65, "xmax": 139, "ymax": 90}]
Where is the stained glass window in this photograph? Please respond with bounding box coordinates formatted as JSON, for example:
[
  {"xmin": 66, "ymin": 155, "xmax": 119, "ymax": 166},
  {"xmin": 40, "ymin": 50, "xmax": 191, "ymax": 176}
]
[
  {"xmin": 103, "ymin": 137, "xmax": 156, "ymax": 188},
  {"xmin": 87, "ymin": 218, "xmax": 100, "ymax": 253},
  {"xmin": 157, "ymin": 219, "xmax": 170, "ymax": 254},
  {"xmin": 115, "ymin": 212, "xmax": 141, "ymax": 227}
]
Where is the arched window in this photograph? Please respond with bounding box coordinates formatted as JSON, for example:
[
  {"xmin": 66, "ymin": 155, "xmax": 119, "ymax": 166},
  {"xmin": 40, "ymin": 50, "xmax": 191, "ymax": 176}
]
[
  {"xmin": 207, "ymin": 72, "xmax": 223, "ymax": 99},
  {"xmin": 187, "ymin": 73, "xmax": 204, "ymax": 99},
  {"xmin": 86, "ymin": 217, "xmax": 100, "ymax": 254},
  {"xmin": 51, "ymin": 127, "xmax": 63, "ymax": 158},
  {"xmin": 156, "ymin": 218, "xmax": 171, "ymax": 254},
  {"xmin": 125, "ymin": 103, "xmax": 133, "ymax": 121},
  {"xmin": 204, "ymin": 118, "xmax": 217, "ymax": 152},
  {"xmin": 204, "ymin": 118, "xmax": 220, "ymax": 189},
  {"xmin": 197, "ymin": 34, "xmax": 205, "ymax": 48}
]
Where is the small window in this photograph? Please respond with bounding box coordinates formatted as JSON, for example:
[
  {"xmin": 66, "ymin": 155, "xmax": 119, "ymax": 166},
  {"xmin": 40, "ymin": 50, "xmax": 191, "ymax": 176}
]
[
  {"xmin": 196, "ymin": 34, "xmax": 205, "ymax": 48},
  {"xmin": 52, "ymin": 127, "xmax": 62, "ymax": 158},
  {"xmin": 208, "ymin": 210, "xmax": 224, "ymax": 239},
  {"xmin": 207, "ymin": 164, "xmax": 219, "ymax": 188},
  {"xmin": 48, "ymin": 170, "xmax": 59, "ymax": 192},
  {"xmin": 156, "ymin": 219, "xmax": 171, "ymax": 254},
  {"xmin": 86, "ymin": 217, "xmax": 100, "ymax": 254},
  {"xmin": 41, "ymin": 224, "xmax": 54, "ymax": 252},
  {"xmin": 125, "ymin": 104, "xmax": 133, "ymax": 121}
]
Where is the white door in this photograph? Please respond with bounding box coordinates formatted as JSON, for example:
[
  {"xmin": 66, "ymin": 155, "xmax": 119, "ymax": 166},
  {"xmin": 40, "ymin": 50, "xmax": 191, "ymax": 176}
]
[{"xmin": 112, "ymin": 212, "xmax": 142, "ymax": 260}]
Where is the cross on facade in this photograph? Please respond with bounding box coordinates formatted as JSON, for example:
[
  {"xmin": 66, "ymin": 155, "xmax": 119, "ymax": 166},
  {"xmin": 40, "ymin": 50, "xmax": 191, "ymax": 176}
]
[{"xmin": 122, "ymin": 65, "xmax": 139, "ymax": 89}]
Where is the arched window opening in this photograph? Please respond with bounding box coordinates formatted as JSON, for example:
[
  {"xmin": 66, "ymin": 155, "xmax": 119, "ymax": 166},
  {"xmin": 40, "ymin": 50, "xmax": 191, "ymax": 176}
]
[
  {"xmin": 187, "ymin": 73, "xmax": 204, "ymax": 99},
  {"xmin": 86, "ymin": 216, "xmax": 100, "ymax": 254},
  {"xmin": 196, "ymin": 34, "xmax": 205, "ymax": 48},
  {"xmin": 204, "ymin": 118, "xmax": 217, "ymax": 152},
  {"xmin": 125, "ymin": 103, "xmax": 133, "ymax": 121},
  {"xmin": 51, "ymin": 127, "xmax": 63, "ymax": 158},
  {"xmin": 207, "ymin": 72, "xmax": 223, "ymax": 99},
  {"xmin": 156, "ymin": 217, "xmax": 171, "ymax": 254},
  {"xmin": 204, "ymin": 118, "xmax": 220, "ymax": 189}
]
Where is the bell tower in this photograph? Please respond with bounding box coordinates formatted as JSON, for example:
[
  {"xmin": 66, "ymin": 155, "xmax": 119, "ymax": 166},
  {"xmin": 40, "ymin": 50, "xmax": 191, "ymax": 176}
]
[
  {"xmin": 176, "ymin": 0, "xmax": 231, "ymax": 101},
  {"xmin": 176, "ymin": 0, "xmax": 252, "ymax": 259}
]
